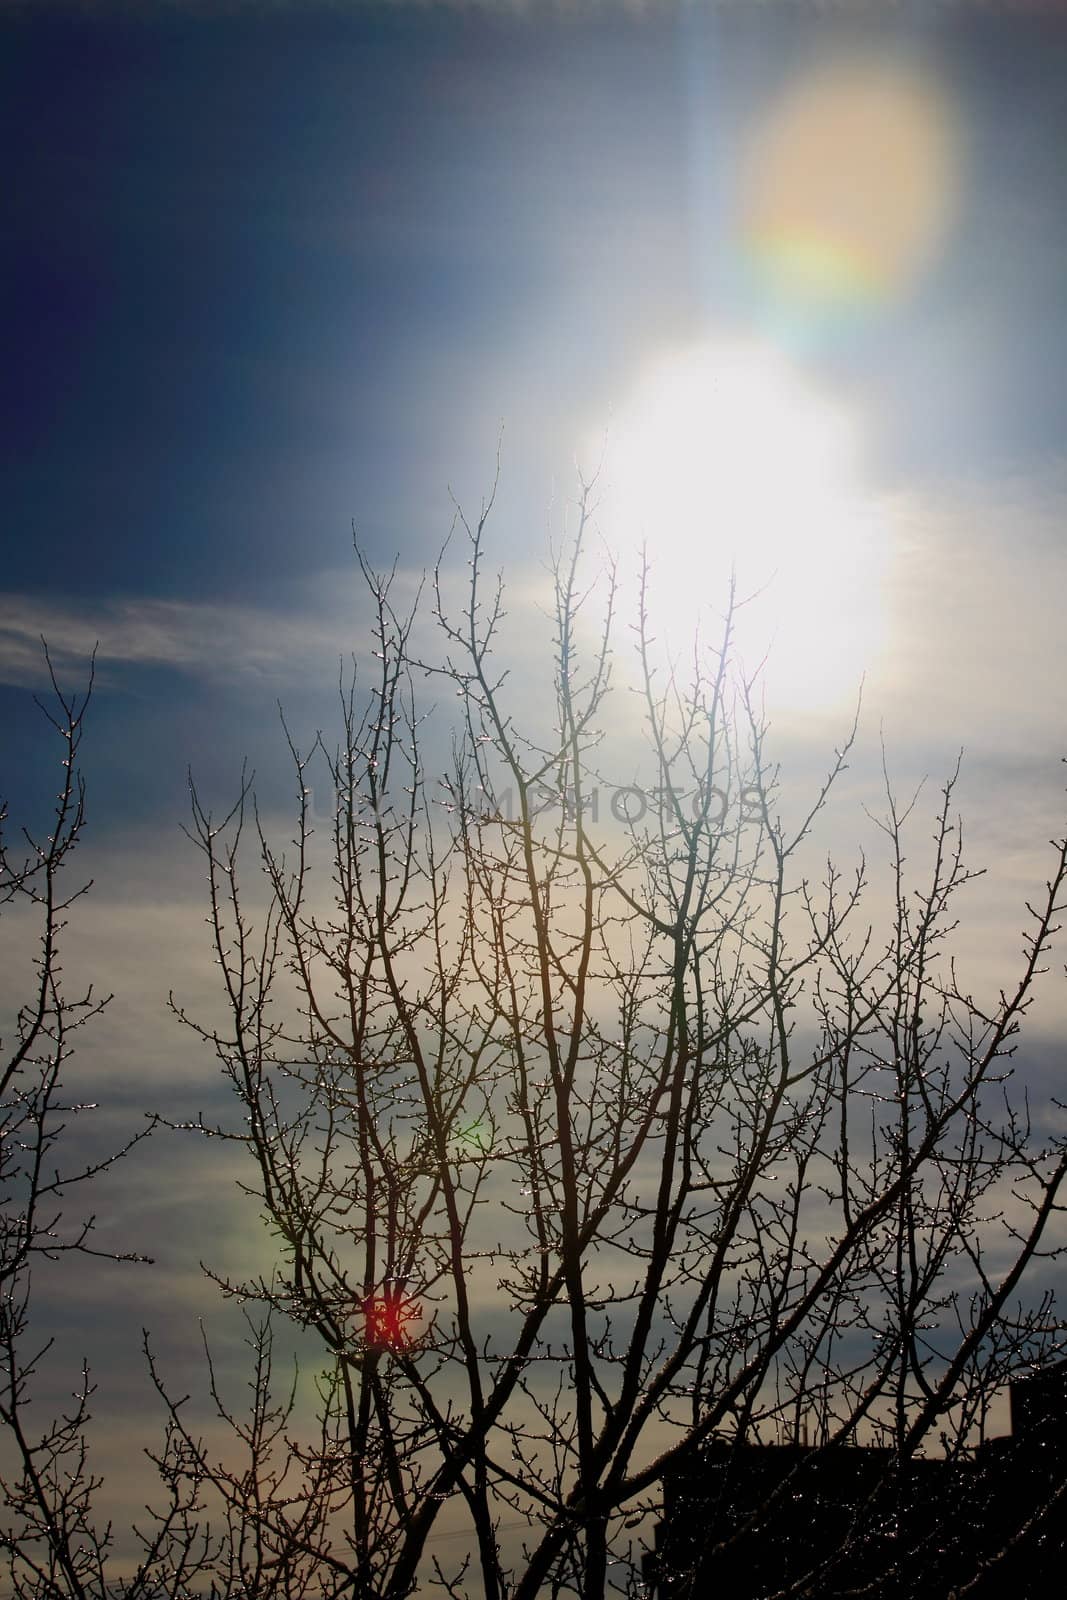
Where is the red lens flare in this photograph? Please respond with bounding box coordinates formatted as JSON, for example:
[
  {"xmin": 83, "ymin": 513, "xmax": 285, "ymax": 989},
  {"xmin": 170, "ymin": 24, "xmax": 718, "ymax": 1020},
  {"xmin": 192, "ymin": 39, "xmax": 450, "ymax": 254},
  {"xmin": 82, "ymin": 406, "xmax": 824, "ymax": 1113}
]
[{"xmin": 361, "ymin": 1293, "xmax": 419, "ymax": 1351}]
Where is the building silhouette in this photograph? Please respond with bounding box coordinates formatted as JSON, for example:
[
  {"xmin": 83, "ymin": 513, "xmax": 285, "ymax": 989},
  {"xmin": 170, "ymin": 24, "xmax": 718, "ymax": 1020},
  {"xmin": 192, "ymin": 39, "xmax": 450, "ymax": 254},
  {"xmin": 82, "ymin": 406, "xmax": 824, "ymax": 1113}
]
[{"xmin": 644, "ymin": 1364, "xmax": 1067, "ymax": 1599}]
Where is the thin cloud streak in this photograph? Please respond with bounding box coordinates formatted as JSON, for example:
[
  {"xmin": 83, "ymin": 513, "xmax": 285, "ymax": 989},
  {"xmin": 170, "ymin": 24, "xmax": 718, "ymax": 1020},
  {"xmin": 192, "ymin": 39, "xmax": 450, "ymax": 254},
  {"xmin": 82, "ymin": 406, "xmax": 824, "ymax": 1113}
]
[{"xmin": 0, "ymin": 591, "xmax": 374, "ymax": 689}]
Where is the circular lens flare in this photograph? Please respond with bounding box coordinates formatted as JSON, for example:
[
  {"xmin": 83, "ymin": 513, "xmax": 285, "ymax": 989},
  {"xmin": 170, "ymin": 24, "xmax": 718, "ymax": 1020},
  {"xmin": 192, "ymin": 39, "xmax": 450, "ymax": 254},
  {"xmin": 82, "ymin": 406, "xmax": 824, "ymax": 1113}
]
[
  {"xmin": 738, "ymin": 58, "xmax": 960, "ymax": 345},
  {"xmin": 362, "ymin": 1292, "xmax": 421, "ymax": 1352}
]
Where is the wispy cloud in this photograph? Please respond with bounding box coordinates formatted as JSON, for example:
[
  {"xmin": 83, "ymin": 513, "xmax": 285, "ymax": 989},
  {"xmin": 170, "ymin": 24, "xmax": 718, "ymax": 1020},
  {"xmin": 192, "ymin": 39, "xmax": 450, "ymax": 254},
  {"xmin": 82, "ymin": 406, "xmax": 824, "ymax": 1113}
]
[
  {"xmin": 864, "ymin": 463, "xmax": 1067, "ymax": 761},
  {"xmin": 0, "ymin": 591, "xmax": 376, "ymax": 690},
  {"xmin": 18, "ymin": 0, "xmax": 674, "ymax": 17}
]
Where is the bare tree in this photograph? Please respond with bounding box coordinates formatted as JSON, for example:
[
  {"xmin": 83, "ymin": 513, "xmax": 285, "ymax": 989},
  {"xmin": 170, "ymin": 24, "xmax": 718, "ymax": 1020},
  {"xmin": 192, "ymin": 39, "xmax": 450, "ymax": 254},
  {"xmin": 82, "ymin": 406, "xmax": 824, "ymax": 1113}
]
[
  {"xmin": 156, "ymin": 482, "xmax": 1067, "ymax": 1600},
  {"xmin": 0, "ymin": 652, "xmax": 157, "ymax": 1596},
  {"xmin": 3, "ymin": 499, "xmax": 1065, "ymax": 1598},
  {"xmin": 0, "ymin": 658, "xmax": 228, "ymax": 1600}
]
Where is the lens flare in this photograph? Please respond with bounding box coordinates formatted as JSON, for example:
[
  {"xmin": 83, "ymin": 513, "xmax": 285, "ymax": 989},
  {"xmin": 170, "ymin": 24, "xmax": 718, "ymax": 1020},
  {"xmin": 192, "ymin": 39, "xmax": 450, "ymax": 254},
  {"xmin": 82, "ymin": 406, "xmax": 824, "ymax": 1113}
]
[
  {"xmin": 362, "ymin": 1292, "xmax": 420, "ymax": 1352},
  {"xmin": 739, "ymin": 58, "xmax": 960, "ymax": 343},
  {"xmin": 455, "ymin": 1118, "xmax": 493, "ymax": 1155}
]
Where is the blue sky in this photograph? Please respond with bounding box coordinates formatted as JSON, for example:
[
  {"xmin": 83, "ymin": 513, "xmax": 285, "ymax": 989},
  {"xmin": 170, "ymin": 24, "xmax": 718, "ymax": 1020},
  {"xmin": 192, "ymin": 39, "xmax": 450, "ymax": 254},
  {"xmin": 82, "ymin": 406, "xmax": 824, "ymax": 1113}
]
[
  {"xmin": 4, "ymin": 0, "xmax": 1067, "ymax": 1576},
  {"xmin": 4, "ymin": 4, "xmax": 1066, "ymax": 705}
]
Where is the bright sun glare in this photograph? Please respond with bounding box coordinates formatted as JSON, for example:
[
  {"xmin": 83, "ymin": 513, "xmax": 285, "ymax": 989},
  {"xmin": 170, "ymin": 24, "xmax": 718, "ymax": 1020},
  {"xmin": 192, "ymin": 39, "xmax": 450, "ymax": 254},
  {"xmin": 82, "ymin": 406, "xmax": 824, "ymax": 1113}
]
[{"xmin": 595, "ymin": 341, "xmax": 887, "ymax": 715}]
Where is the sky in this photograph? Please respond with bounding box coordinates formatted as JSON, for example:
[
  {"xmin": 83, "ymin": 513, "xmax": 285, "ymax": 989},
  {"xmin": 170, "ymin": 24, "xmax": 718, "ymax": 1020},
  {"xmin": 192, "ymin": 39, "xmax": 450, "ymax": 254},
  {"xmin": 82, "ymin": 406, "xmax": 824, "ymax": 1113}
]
[{"xmin": 3, "ymin": 0, "xmax": 1067, "ymax": 1579}]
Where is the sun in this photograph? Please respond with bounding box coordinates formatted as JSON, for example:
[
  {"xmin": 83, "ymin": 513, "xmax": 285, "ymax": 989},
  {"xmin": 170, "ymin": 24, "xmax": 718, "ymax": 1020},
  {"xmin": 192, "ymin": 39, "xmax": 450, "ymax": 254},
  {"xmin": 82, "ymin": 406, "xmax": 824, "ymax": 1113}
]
[{"xmin": 592, "ymin": 340, "xmax": 887, "ymax": 715}]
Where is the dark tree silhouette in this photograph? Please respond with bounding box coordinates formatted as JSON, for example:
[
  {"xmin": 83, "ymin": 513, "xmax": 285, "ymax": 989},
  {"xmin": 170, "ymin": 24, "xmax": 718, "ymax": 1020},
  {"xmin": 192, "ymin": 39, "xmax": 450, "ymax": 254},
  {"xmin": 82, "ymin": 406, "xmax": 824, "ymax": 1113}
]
[
  {"xmin": 3, "ymin": 494, "xmax": 1067, "ymax": 1599},
  {"xmin": 0, "ymin": 653, "xmax": 160, "ymax": 1596},
  {"xmin": 165, "ymin": 487, "xmax": 1067, "ymax": 1598}
]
